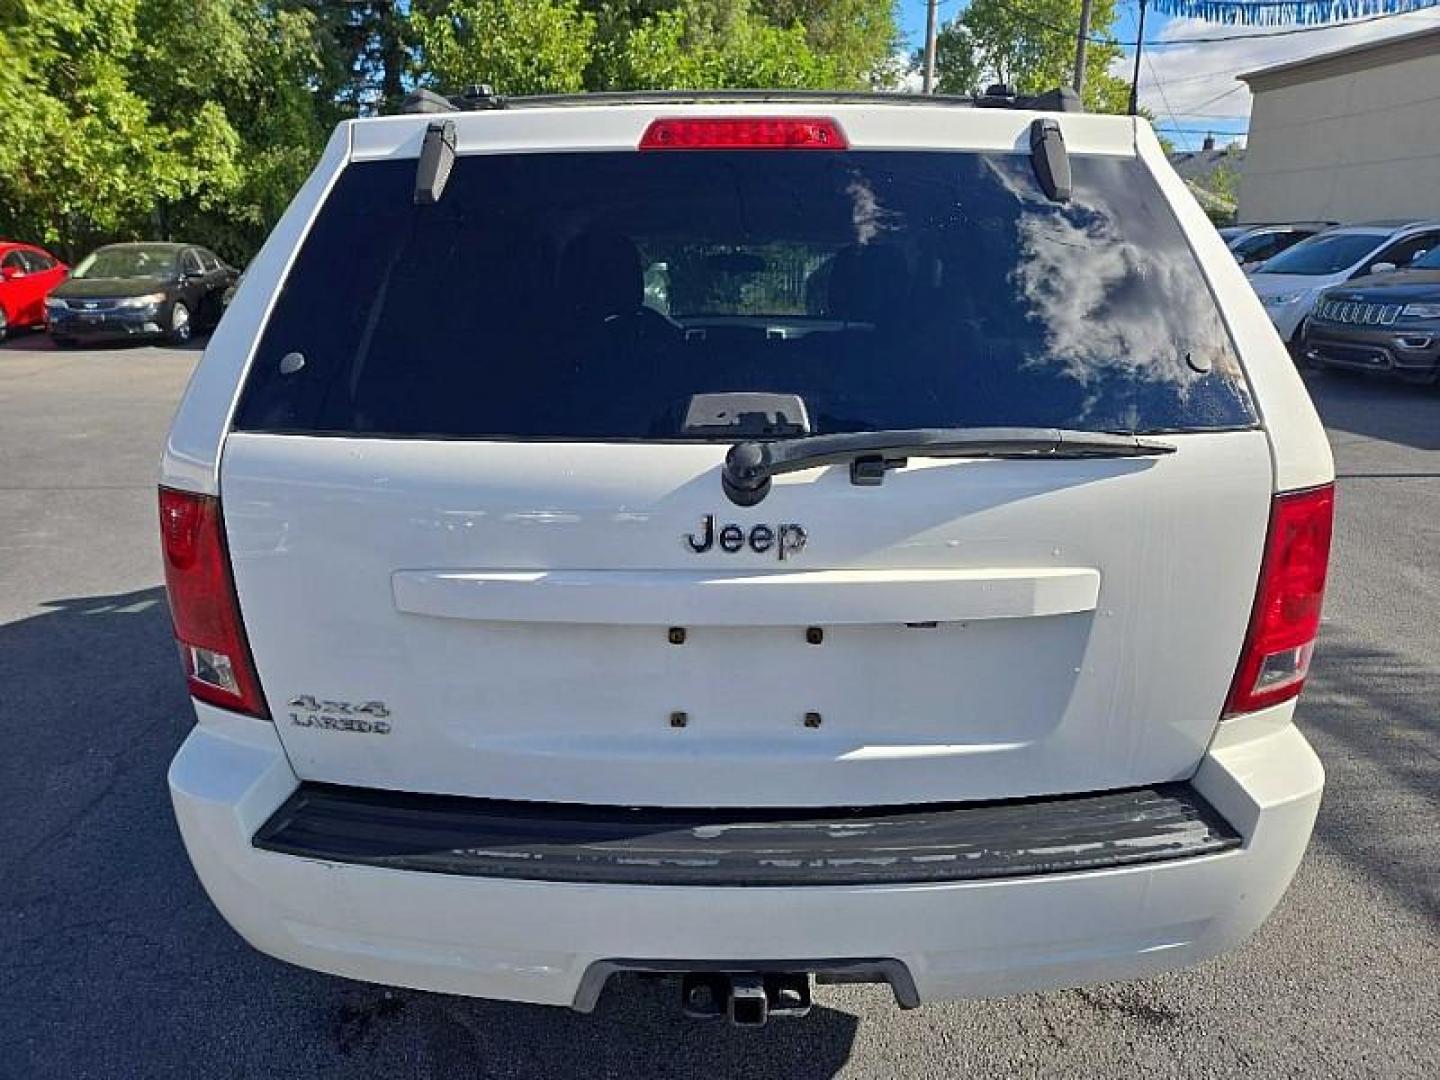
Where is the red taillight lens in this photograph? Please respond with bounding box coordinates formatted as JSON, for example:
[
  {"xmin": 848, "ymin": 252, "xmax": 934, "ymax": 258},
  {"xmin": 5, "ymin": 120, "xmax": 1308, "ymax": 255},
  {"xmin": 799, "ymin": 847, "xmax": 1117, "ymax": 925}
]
[
  {"xmin": 639, "ymin": 117, "xmax": 847, "ymax": 151},
  {"xmin": 1224, "ymin": 484, "xmax": 1334, "ymax": 716},
  {"xmin": 159, "ymin": 487, "xmax": 268, "ymax": 718}
]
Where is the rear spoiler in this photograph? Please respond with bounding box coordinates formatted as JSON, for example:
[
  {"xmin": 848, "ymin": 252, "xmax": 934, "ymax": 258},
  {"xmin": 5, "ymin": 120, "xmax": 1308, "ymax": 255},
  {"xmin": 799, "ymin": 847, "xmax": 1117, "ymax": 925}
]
[{"xmin": 400, "ymin": 85, "xmax": 1084, "ymax": 116}]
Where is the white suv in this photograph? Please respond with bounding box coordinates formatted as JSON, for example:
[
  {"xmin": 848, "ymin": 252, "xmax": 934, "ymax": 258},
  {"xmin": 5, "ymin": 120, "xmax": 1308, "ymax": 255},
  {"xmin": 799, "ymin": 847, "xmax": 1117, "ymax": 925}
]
[{"xmin": 162, "ymin": 93, "xmax": 1334, "ymax": 1026}]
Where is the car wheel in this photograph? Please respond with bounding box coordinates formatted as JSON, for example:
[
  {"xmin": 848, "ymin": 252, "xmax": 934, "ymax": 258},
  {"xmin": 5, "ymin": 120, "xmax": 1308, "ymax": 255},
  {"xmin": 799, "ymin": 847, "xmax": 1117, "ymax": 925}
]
[
  {"xmin": 0, "ymin": 304, "xmax": 9, "ymax": 341},
  {"xmin": 166, "ymin": 301, "xmax": 192, "ymax": 345}
]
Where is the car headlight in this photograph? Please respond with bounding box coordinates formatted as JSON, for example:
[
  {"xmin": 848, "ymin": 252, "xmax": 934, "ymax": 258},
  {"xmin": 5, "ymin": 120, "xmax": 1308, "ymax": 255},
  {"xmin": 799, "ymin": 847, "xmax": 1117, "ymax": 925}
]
[
  {"xmin": 45, "ymin": 297, "xmax": 68, "ymax": 310},
  {"xmin": 1400, "ymin": 303, "xmax": 1440, "ymax": 319},
  {"xmin": 116, "ymin": 292, "xmax": 166, "ymax": 309},
  {"xmin": 1265, "ymin": 293, "xmax": 1303, "ymax": 306}
]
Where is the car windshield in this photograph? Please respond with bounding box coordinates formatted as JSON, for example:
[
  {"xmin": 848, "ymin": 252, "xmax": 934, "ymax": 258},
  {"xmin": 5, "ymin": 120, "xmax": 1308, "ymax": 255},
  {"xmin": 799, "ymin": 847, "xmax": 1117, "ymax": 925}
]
[
  {"xmin": 1410, "ymin": 246, "xmax": 1440, "ymax": 270},
  {"xmin": 237, "ymin": 150, "xmax": 1255, "ymax": 439},
  {"xmin": 1255, "ymin": 233, "xmax": 1384, "ymax": 275},
  {"xmin": 72, "ymin": 247, "xmax": 177, "ymax": 280}
]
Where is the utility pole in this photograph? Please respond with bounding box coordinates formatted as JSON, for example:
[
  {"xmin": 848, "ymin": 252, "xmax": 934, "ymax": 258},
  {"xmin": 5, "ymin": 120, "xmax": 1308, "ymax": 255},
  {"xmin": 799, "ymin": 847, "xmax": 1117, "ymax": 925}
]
[
  {"xmin": 1073, "ymin": 0, "xmax": 1093, "ymax": 95},
  {"xmin": 922, "ymin": 0, "xmax": 939, "ymax": 94},
  {"xmin": 1129, "ymin": 0, "xmax": 1149, "ymax": 116}
]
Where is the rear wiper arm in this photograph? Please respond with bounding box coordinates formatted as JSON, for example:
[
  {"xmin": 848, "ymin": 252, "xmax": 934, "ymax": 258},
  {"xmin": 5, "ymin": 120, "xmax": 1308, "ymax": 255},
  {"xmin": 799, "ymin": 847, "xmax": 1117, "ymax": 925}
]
[{"xmin": 721, "ymin": 427, "xmax": 1176, "ymax": 506}]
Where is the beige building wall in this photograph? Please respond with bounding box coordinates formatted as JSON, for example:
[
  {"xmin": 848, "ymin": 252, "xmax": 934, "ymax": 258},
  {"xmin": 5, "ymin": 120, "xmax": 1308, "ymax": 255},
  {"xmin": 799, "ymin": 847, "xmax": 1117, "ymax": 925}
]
[{"xmin": 1238, "ymin": 33, "xmax": 1440, "ymax": 224}]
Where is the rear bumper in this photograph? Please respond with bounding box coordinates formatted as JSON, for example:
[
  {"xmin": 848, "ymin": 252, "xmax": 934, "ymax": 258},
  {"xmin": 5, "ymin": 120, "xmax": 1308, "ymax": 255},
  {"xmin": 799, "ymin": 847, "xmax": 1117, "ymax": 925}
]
[{"xmin": 169, "ymin": 706, "xmax": 1322, "ymax": 1008}]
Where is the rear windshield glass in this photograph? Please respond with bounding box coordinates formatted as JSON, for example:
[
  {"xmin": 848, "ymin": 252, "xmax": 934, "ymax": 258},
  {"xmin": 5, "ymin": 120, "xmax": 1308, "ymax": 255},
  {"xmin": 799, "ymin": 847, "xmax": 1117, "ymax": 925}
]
[{"xmin": 234, "ymin": 150, "xmax": 1254, "ymax": 439}]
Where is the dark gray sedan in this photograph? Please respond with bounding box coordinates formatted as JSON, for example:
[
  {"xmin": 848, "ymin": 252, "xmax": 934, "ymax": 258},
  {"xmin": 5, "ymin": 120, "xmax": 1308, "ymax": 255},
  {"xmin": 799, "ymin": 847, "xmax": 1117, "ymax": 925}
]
[{"xmin": 46, "ymin": 242, "xmax": 237, "ymax": 346}]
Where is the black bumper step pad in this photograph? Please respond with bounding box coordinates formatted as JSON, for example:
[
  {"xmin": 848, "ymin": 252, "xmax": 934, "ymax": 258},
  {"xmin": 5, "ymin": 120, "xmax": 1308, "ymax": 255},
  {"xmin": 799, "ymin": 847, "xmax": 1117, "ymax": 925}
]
[{"xmin": 254, "ymin": 781, "xmax": 1240, "ymax": 887}]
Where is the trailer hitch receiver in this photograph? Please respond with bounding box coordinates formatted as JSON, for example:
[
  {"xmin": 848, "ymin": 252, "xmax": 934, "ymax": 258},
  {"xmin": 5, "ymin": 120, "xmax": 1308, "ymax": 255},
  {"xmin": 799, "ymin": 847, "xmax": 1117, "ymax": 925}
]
[{"xmin": 680, "ymin": 972, "xmax": 812, "ymax": 1027}]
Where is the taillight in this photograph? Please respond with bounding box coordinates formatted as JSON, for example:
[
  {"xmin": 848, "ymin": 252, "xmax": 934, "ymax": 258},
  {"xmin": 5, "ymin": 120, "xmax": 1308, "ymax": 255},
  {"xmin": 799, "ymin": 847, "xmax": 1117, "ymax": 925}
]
[
  {"xmin": 639, "ymin": 117, "xmax": 847, "ymax": 151},
  {"xmin": 1224, "ymin": 484, "xmax": 1334, "ymax": 716},
  {"xmin": 159, "ymin": 487, "xmax": 268, "ymax": 718}
]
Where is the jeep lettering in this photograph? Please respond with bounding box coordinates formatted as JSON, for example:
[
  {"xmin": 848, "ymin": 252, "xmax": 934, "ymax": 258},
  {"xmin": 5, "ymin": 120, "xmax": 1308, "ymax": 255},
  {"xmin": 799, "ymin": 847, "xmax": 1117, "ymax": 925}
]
[{"xmin": 684, "ymin": 515, "xmax": 806, "ymax": 559}]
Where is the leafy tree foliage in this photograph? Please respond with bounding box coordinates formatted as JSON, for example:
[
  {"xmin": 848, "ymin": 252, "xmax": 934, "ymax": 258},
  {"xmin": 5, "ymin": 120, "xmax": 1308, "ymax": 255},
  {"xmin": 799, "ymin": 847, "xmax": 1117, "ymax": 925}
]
[
  {"xmin": 411, "ymin": 0, "xmax": 596, "ymax": 95},
  {"xmin": 583, "ymin": 1, "xmax": 897, "ymax": 91},
  {"xmin": 136, "ymin": 0, "xmax": 332, "ymax": 260},
  {"xmin": 0, "ymin": 0, "xmax": 173, "ymax": 253},
  {"xmin": 301, "ymin": 1, "xmax": 408, "ymax": 113},
  {"xmin": 605, "ymin": 1, "xmax": 836, "ymax": 90},
  {"xmin": 928, "ymin": 0, "xmax": 1130, "ymax": 114},
  {"xmin": 0, "ymin": 0, "xmax": 329, "ymax": 261},
  {"xmin": 757, "ymin": 1, "xmax": 899, "ymax": 87}
]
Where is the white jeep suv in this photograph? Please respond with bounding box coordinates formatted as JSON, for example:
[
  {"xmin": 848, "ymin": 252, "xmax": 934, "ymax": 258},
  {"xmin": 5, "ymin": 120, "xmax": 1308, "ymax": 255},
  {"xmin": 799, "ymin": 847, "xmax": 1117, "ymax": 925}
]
[{"xmin": 162, "ymin": 92, "xmax": 1333, "ymax": 1026}]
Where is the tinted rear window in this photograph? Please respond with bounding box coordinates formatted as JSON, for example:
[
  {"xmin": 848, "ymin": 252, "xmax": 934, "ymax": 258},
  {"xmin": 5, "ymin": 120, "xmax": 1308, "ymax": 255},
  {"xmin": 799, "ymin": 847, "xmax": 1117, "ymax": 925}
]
[{"xmin": 235, "ymin": 149, "xmax": 1254, "ymax": 439}]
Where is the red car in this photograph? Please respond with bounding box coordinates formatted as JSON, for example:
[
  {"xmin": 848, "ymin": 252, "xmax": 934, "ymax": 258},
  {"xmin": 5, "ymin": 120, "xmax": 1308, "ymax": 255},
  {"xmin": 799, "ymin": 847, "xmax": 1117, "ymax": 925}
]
[{"xmin": 0, "ymin": 241, "xmax": 68, "ymax": 340}]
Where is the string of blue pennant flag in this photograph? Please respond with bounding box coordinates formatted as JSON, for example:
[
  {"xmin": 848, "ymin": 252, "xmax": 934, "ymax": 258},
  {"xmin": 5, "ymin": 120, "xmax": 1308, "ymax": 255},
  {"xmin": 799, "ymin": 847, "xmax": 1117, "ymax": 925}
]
[{"xmin": 1150, "ymin": 0, "xmax": 1440, "ymax": 26}]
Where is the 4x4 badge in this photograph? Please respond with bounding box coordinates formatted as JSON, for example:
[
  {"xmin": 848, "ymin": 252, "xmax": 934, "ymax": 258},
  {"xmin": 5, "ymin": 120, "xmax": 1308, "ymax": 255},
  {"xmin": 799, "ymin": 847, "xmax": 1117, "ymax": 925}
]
[{"xmin": 685, "ymin": 514, "xmax": 806, "ymax": 560}]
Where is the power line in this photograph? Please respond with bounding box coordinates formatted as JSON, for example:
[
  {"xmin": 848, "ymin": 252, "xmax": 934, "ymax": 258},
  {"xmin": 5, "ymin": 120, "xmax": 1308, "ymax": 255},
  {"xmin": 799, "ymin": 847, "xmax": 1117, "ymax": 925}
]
[
  {"xmin": 1156, "ymin": 126, "xmax": 1252, "ymax": 135},
  {"xmin": 1182, "ymin": 82, "xmax": 1248, "ymax": 114},
  {"xmin": 1146, "ymin": 67, "xmax": 1259, "ymax": 87},
  {"xmin": 1131, "ymin": 5, "xmax": 1188, "ymax": 146},
  {"xmin": 1147, "ymin": 53, "xmax": 1189, "ymax": 141}
]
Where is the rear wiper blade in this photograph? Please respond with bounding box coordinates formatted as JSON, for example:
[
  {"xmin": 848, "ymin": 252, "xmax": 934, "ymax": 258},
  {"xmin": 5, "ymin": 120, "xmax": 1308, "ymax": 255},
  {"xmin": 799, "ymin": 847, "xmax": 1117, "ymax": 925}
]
[{"xmin": 721, "ymin": 427, "xmax": 1176, "ymax": 506}]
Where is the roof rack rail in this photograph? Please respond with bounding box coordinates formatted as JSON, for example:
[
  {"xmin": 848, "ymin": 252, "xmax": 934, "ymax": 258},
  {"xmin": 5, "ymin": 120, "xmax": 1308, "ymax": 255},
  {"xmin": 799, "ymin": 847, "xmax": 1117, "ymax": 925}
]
[{"xmin": 399, "ymin": 87, "xmax": 1085, "ymax": 116}]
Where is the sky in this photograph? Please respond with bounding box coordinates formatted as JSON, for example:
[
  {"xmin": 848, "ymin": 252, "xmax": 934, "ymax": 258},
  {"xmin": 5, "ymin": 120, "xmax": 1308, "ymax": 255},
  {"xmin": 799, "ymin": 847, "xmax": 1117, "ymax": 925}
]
[{"xmin": 896, "ymin": 1, "xmax": 1440, "ymax": 151}]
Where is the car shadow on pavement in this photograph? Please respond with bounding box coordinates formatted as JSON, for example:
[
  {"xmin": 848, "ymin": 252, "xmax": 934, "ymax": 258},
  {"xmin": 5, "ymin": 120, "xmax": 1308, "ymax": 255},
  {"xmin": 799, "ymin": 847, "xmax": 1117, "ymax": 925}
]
[
  {"xmin": 0, "ymin": 587, "xmax": 861, "ymax": 1079},
  {"xmin": 1298, "ymin": 627, "xmax": 1440, "ymax": 930},
  {"xmin": 0, "ymin": 329, "xmax": 208, "ymax": 353},
  {"xmin": 1305, "ymin": 370, "xmax": 1440, "ymax": 454}
]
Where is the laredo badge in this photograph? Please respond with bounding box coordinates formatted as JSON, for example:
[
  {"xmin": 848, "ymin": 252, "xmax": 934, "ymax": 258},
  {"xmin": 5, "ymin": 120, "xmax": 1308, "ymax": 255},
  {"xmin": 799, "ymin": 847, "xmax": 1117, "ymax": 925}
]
[{"xmin": 287, "ymin": 695, "xmax": 392, "ymax": 735}]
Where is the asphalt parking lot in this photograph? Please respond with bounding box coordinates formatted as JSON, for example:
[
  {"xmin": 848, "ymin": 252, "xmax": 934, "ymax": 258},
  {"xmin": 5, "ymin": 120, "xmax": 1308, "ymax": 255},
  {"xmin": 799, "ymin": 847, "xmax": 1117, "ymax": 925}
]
[{"xmin": 0, "ymin": 333, "xmax": 1436, "ymax": 1079}]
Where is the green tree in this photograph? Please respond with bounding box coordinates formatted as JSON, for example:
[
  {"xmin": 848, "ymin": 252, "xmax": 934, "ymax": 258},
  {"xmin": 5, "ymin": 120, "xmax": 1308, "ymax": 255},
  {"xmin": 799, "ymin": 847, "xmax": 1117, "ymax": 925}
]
[
  {"xmin": 611, "ymin": 1, "xmax": 836, "ymax": 89},
  {"xmin": 0, "ymin": 0, "xmax": 331, "ymax": 262},
  {"xmin": 132, "ymin": 0, "xmax": 330, "ymax": 260},
  {"xmin": 301, "ymin": 1, "xmax": 410, "ymax": 114},
  {"xmin": 928, "ymin": 0, "xmax": 1130, "ymax": 113},
  {"xmin": 410, "ymin": 0, "xmax": 596, "ymax": 95},
  {"xmin": 929, "ymin": 21, "xmax": 983, "ymax": 97},
  {"xmin": 761, "ymin": 0, "xmax": 899, "ymax": 87},
  {"xmin": 1207, "ymin": 152, "xmax": 1241, "ymax": 205},
  {"xmin": 0, "ymin": 0, "xmax": 169, "ymax": 253}
]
